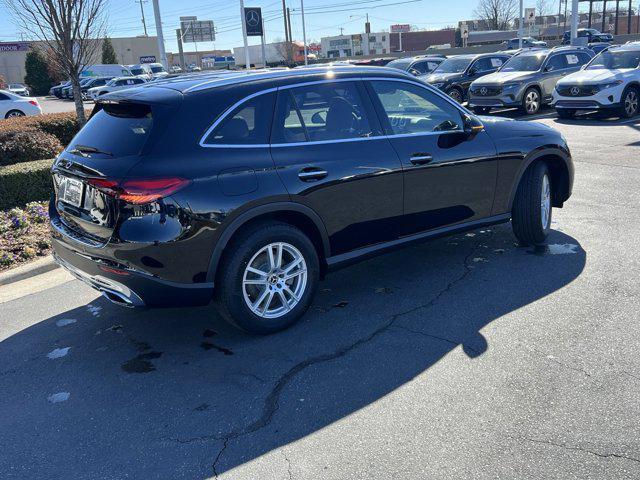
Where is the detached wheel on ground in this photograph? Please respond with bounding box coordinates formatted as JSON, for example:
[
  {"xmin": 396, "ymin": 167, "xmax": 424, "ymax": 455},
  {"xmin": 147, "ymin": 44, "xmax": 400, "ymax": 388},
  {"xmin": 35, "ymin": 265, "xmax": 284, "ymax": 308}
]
[
  {"xmin": 619, "ymin": 86, "xmax": 639, "ymax": 119},
  {"xmin": 473, "ymin": 106, "xmax": 492, "ymax": 115},
  {"xmin": 5, "ymin": 110, "xmax": 25, "ymax": 119},
  {"xmin": 214, "ymin": 222, "xmax": 320, "ymax": 334},
  {"xmin": 556, "ymin": 108, "xmax": 576, "ymax": 119},
  {"xmin": 512, "ymin": 161, "xmax": 552, "ymax": 246},
  {"xmin": 522, "ymin": 87, "xmax": 541, "ymax": 115}
]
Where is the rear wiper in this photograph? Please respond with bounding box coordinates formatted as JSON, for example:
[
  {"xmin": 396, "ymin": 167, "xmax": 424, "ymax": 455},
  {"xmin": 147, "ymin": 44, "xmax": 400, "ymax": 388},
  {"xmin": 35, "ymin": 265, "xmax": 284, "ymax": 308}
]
[{"xmin": 69, "ymin": 145, "xmax": 113, "ymax": 157}]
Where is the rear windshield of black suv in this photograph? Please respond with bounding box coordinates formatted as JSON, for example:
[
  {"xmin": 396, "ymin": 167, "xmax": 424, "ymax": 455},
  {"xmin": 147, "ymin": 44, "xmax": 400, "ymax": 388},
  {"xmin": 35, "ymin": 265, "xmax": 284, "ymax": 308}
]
[{"xmin": 67, "ymin": 103, "xmax": 153, "ymax": 158}]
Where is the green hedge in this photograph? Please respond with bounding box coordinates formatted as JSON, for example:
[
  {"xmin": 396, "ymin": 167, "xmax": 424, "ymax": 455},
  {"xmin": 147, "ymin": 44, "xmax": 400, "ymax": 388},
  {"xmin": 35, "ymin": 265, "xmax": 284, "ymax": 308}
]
[
  {"xmin": 0, "ymin": 130, "xmax": 62, "ymax": 166},
  {"xmin": 0, "ymin": 159, "xmax": 53, "ymax": 210}
]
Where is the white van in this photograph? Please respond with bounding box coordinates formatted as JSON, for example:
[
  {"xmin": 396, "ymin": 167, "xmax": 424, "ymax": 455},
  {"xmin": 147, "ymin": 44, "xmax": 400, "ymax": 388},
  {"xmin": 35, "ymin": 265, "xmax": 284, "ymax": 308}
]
[
  {"xmin": 147, "ymin": 63, "xmax": 168, "ymax": 79},
  {"xmin": 81, "ymin": 64, "xmax": 132, "ymax": 78},
  {"xmin": 127, "ymin": 64, "xmax": 153, "ymax": 80}
]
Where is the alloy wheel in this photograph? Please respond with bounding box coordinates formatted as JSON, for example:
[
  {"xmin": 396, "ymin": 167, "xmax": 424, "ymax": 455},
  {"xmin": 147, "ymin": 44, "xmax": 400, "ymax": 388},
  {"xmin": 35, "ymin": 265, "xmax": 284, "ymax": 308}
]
[
  {"xmin": 624, "ymin": 90, "xmax": 638, "ymax": 117},
  {"xmin": 242, "ymin": 242, "xmax": 308, "ymax": 319},
  {"xmin": 540, "ymin": 174, "xmax": 551, "ymax": 230},
  {"xmin": 448, "ymin": 89, "xmax": 463, "ymax": 104},
  {"xmin": 6, "ymin": 111, "xmax": 24, "ymax": 118},
  {"xmin": 525, "ymin": 90, "xmax": 540, "ymax": 114}
]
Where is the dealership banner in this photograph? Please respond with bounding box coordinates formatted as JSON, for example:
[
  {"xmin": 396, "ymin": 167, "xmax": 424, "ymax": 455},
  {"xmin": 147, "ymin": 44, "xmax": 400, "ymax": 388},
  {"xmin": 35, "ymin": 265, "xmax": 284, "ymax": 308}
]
[{"xmin": 0, "ymin": 42, "xmax": 31, "ymax": 53}]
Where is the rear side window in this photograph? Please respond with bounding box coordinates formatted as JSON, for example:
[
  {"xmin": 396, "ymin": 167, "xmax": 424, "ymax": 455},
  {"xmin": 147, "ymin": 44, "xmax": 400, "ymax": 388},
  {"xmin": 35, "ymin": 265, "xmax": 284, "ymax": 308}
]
[
  {"xmin": 68, "ymin": 103, "xmax": 153, "ymax": 157},
  {"xmin": 272, "ymin": 82, "xmax": 373, "ymax": 143},
  {"xmin": 204, "ymin": 92, "xmax": 275, "ymax": 145}
]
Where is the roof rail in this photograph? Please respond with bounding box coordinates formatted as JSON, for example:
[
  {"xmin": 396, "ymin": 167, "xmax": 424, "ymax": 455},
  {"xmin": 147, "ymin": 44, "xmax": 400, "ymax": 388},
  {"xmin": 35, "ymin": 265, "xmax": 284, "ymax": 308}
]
[{"xmin": 550, "ymin": 45, "xmax": 592, "ymax": 51}]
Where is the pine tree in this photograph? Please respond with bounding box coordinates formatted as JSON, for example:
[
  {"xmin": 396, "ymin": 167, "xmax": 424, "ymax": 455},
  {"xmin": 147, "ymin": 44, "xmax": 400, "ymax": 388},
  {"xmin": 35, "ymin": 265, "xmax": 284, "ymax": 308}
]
[
  {"xmin": 101, "ymin": 37, "xmax": 117, "ymax": 64},
  {"xmin": 24, "ymin": 48, "xmax": 53, "ymax": 96}
]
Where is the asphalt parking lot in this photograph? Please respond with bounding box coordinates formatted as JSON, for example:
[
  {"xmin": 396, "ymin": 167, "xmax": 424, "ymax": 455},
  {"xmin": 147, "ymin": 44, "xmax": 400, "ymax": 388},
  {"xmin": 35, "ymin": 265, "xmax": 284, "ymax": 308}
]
[
  {"xmin": 1, "ymin": 111, "xmax": 640, "ymax": 479},
  {"xmin": 36, "ymin": 96, "xmax": 89, "ymax": 114}
]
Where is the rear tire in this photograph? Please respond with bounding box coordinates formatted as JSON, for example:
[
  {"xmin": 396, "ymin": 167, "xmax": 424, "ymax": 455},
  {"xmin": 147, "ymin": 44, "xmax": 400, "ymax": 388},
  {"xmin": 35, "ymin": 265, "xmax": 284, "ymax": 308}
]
[
  {"xmin": 5, "ymin": 110, "xmax": 25, "ymax": 119},
  {"xmin": 556, "ymin": 108, "xmax": 576, "ymax": 119},
  {"xmin": 618, "ymin": 86, "xmax": 639, "ymax": 119},
  {"xmin": 473, "ymin": 106, "xmax": 491, "ymax": 115},
  {"xmin": 214, "ymin": 222, "xmax": 320, "ymax": 335},
  {"xmin": 512, "ymin": 162, "xmax": 552, "ymax": 246}
]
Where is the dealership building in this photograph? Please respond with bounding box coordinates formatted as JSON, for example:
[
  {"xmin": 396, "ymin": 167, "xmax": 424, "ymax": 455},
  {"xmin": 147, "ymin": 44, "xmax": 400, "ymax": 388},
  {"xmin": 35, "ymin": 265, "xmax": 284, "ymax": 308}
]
[
  {"xmin": 0, "ymin": 36, "xmax": 161, "ymax": 84},
  {"xmin": 320, "ymin": 32, "xmax": 391, "ymax": 58}
]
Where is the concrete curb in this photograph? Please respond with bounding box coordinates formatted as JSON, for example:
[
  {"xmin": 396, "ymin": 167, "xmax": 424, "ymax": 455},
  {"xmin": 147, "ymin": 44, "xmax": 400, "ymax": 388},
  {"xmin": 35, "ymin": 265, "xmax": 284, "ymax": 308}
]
[{"xmin": 0, "ymin": 256, "xmax": 59, "ymax": 286}]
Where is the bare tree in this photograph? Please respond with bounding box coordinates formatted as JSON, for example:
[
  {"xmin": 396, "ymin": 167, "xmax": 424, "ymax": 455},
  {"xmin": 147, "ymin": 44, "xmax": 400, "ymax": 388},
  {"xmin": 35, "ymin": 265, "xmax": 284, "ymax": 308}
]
[
  {"xmin": 473, "ymin": 0, "xmax": 519, "ymax": 30},
  {"xmin": 3, "ymin": 0, "xmax": 107, "ymax": 124},
  {"xmin": 536, "ymin": 0, "xmax": 552, "ymax": 18}
]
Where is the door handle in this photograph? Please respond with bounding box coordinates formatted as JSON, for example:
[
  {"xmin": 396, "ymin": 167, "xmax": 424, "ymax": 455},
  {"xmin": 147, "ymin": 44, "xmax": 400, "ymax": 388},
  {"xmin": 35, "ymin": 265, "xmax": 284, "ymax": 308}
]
[
  {"xmin": 410, "ymin": 154, "xmax": 433, "ymax": 166},
  {"xmin": 298, "ymin": 167, "xmax": 328, "ymax": 182}
]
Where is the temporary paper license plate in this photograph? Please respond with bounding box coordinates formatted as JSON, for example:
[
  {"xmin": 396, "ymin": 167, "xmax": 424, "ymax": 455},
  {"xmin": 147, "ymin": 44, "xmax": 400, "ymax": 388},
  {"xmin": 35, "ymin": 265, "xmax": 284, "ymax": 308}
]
[{"xmin": 59, "ymin": 176, "xmax": 84, "ymax": 207}]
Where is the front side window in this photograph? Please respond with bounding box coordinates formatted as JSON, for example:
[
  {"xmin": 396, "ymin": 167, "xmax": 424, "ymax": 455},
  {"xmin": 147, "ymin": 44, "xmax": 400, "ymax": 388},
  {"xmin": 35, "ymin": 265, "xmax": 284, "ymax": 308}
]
[
  {"xmin": 434, "ymin": 57, "xmax": 473, "ymax": 73},
  {"xmin": 545, "ymin": 54, "xmax": 568, "ymax": 71},
  {"xmin": 272, "ymin": 82, "xmax": 373, "ymax": 143},
  {"xmin": 370, "ymin": 80, "xmax": 462, "ymax": 135},
  {"xmin": 205, "ymin": 92, "xmax": 275, "ymax": 145}
]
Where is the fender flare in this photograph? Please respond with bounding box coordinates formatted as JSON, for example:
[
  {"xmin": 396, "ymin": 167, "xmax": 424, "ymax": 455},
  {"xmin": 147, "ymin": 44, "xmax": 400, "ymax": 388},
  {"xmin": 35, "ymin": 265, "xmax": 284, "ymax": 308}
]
[
  {"xmin": 506, "ymin": 146, "xmax": 572, "ymax": 211},
  {"xmin": 206, "ymin": 202, "xmax": 331, "ymax": 282}
]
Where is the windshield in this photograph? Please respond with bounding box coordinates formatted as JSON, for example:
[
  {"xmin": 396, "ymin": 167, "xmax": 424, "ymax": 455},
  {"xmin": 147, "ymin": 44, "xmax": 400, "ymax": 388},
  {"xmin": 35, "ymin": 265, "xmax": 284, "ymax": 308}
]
[
  {"xmin": 150, "ymin": 66, "xmax": 165, "ymax": 73},
  {"xmin": 433, "ymin": 57, "xmax": 472, "ymax": 73},
  {"xmin": 587, "ymin": 50, "xmax": 640, "ymax": 70},
  {"xmin": 386, "ymin": 59, "xmax": 412, "ymax": 70},
  {"xmin": 130, "ymin": 68, "xmax": 144, "ymax": 75},
  {"xmin": 106, "ymin": 79, "xmax": 117, "ymax": 86},
  {"xmin": 500, "ymin": 53, "xmax": 545, "ymax": 72},
  {"xmin": 9, "ymin": 84, "xmax": 23, "ymax": 88}
]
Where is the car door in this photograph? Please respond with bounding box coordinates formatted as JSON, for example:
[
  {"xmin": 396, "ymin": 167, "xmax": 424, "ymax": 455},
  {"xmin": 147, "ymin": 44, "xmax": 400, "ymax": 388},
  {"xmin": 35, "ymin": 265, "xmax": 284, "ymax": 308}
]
[
  {"xmin": 540, "ymin": 53, "xmax": 573, "ymax": 100},
  {"xmin": 269, "ymin": 80, "xmax": 404, "ymax": 255},
  {"xmin": 0, "ymin": 92, "xmax": 10, "ymax": 117},
  {"xmin": 365, "ymin": 79, "xmax": 498, "ymax": 235},
  {"xmin": 465, "ymin": 56, "xmax": 508, "ymax": 93}
]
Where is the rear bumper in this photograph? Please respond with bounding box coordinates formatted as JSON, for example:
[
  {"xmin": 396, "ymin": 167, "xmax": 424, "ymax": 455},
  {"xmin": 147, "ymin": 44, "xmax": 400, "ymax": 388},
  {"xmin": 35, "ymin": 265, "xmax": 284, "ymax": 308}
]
[{"xmin": 52, "ymin": 238, "xmax": 214, "ymax": 309}]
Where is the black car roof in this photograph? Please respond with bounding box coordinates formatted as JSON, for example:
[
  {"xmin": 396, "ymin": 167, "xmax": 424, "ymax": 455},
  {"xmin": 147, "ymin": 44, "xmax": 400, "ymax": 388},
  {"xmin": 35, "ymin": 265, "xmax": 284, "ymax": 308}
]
[{"xmin": 132, "ymin": 66, "xmax": 414, "ymax": 95}]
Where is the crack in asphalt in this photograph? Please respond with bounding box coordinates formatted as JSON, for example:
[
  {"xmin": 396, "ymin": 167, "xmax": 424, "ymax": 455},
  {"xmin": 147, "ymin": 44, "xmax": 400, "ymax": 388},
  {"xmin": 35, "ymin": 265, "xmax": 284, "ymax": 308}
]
[
  {"xmin": 506, "ymin": 435, "xmax": 640, "ymax": 464},
  {"xmin": 282, "ymin": 451, "xmax": 294, "ymax": 480},
  {"xmin": 525, "ymin": 345, "xmax": 593, "ymax": 378},
  {"xmin": 172, "ymin": 237, "xmax": 486, "ymax": 476}
]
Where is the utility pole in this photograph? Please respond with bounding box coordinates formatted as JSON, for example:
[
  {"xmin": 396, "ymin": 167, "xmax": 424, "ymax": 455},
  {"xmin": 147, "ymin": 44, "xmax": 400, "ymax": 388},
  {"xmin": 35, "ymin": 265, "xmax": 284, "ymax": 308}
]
[
  {"xmin": 339, "ymin": 27, "xmax": 344, "ymax": 35},
  {"xmin": 136, "ymin": 0, "xmax": 149, "ymax": 36},
  {"xmin": 239, "ymin": 0, "xmax": 251, "ymax": 69},
  {"xmin": 176, "ymin": 29, "xmax": 186, "ymax": 71},
  {"xmin": 282, "ymin": 0, "xmax": 289, "ymax": 43},
  {"xmin": 301, "ymin": 0, "xmax": 308, "ymax": 65},
  {"xmin": 365, "ymin": 13, "xmax": 371, "ymax": 56},
  {"xmin": 287, "ymin": 7, "xmax": 293, "ymax": 64},
  {"xmin": 261, "ymin": 16, "xmax": 267, "ymax": 67},
  {"xmin": 151, "ymin": 0, "xmax": 168, "ymax": 69}
]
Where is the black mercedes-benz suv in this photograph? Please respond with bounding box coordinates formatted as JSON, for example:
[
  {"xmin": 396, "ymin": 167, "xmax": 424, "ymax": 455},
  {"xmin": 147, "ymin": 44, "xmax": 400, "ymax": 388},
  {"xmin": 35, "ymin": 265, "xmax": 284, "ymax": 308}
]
[{"xmin": 50, "ymin": 67, "xmax": 574, "ymax": 334}]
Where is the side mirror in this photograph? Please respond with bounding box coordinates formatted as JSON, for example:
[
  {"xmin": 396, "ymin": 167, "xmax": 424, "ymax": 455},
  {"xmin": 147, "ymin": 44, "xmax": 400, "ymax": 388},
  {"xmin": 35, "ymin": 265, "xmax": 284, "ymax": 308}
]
[
  {"xmin": 408, "ymin": 68, "xmax": 421, "ymax": 76},
  {"xmin": 468, "ymin": 67, "xmax": 478, "ymax": 76},
  {"xmin": 463, "ymin": 114, "xmax": 484, "ymax": 138}
]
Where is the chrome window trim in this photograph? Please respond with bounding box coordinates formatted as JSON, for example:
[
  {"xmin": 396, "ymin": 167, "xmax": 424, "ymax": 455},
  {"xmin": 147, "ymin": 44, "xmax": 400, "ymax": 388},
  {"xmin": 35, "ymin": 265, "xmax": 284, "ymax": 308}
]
[{"xmin": 198, "ymin": 75, "xmax": 471, "ymax": 149}]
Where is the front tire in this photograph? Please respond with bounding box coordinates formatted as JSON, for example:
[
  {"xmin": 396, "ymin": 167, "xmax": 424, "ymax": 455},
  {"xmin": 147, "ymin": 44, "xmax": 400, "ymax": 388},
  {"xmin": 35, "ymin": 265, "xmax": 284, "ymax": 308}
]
[
  {"xmin": 447, "ymin": 88, "xmax": 464, "ymax": 104},
  {"xmin": 522, "ymin": 87, "xmax": 541, "ymax": 115},
  {"xmin": 214, "ymin": 222, "xmax": 320, "ymax": 334},
  {"xmin": 619, "ymin": 87, "xmax": 639, "ymax": 119},
  {"xmin": 512, "ymin": 162, "xmax": 552, "ymax": 246}
]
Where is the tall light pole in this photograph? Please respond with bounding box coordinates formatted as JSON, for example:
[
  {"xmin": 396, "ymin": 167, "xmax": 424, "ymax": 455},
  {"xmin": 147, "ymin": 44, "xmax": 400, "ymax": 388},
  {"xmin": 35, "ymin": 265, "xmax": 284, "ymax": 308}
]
[
  {"xmin": 301, "ymin": 0, "xmax": 308, "ymax": 65},
  {"xmin": 136, "ymin": 0, "xmax": 148, "ymax": 36},
  {"xmin": 239, "ymin": 0, "xmax": 251, "ymax": 69},
  {"xmin": 570, "ymin": 0, "xmax": 580, "ymax": 44},
  {"xmin": 518, "ymin": 0, "xmax": 524, "ymax": 48},
  {"xmin": 151, "ymin": 0, "xmax": 168, "ymax": 69}
]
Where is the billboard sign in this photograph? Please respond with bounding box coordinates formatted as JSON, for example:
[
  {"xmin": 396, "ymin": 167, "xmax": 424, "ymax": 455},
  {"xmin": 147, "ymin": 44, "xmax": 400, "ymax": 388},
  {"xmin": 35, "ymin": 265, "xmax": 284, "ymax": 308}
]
[
  {"xmin": 390, "ymin": 24, "xmax": 411, "ymax": 34},
  {"xmin": 180, "ymin": 16, "xmax": 215, "ymax": 43},
  {"xmin": 244, "ymin": 7, "xmax": 263, "ymax": 36},
  {"xmin": 140, "ymin": 55, "xmax": 156, "ymax": 63}
]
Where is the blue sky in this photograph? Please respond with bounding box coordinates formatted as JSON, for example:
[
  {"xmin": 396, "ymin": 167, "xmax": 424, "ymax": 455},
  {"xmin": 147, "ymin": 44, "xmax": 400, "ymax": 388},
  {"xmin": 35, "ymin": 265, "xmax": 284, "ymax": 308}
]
[{"xmin": 0, "ymin": 0, "xmax": 548, "ymax": 53}]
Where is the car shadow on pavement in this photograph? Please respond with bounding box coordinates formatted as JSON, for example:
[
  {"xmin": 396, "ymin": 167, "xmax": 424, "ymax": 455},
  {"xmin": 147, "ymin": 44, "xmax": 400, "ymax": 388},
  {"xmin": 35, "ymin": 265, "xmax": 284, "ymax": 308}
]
[{"xmin": 0, "ymin": 225, "xmax": 586, "ymax": 479}]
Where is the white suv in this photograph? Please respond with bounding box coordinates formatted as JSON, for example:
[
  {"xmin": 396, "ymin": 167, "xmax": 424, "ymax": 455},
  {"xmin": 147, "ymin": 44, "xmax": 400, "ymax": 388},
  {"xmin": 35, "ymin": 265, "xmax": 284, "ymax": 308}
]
[{"xmin": 552, "ymin": 44, "xmax": 640, "ymax": 119}]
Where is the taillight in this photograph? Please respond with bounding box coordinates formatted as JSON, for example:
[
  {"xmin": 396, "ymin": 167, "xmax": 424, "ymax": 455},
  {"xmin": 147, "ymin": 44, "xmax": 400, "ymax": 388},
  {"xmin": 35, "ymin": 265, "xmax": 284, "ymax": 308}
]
[
  {"xmin": 87, "ymin": 177, "xmax": 190, "ymax": 204},
  {"xmin": 29, "ymin": 100, "xmax": 38, "ymax": 106}
]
